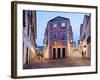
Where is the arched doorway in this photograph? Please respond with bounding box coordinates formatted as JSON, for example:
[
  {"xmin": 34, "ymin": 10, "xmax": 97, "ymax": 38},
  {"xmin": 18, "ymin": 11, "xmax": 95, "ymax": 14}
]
[
  {"xmin": 57, "ymin": 48, "xmax": 61, "ymax": 58},
  {"xmin": 62, "ymin": 48, "xmax": 65, "ymax": 58},
  {"xmin": 53, "ymin": 48, "xmax": 56, "ymax": 59}
]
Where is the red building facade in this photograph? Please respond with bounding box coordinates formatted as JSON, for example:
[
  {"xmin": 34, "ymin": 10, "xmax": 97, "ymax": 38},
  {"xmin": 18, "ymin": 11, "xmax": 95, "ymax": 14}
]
[{"xmin": 44, "ymin": 16, "xmax": 73, "ymax": 59}]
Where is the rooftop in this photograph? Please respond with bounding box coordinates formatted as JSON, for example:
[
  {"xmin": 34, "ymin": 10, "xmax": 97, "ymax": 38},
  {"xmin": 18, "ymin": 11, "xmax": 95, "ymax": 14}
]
[{"xmin": 49, "ymin": 16, "xmax": 69, "ymax": 22}]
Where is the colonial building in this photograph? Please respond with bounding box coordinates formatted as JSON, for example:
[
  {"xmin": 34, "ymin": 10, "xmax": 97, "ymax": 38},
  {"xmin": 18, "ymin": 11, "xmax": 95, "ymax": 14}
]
[
  {"xmin": 80, "ymin": 15, "xmax": 91, "ymax": 59},
  {"xmin": 43, "ymin": 16, "xmax": 73, "ymax": 59},
  {"xmin": 23, "ymin": 10, "xmax": 37, "ymax": 64}
]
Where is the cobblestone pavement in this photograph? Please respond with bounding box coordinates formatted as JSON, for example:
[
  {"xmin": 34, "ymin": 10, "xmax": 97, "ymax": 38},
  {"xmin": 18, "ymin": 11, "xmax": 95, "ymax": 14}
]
[{"xmin": 23, "ymin": 49, "xmax": 90, "ymax": 69}]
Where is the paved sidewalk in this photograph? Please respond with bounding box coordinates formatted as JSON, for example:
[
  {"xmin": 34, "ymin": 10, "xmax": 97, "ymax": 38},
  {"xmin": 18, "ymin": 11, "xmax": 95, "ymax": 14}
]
[
  {"xmin": 23, "ymin": 49, "xmax": 90, "ymax": 69},
  {"xmin": 23, "ymin": 57, "xmax": 90, "ymax": 69}
]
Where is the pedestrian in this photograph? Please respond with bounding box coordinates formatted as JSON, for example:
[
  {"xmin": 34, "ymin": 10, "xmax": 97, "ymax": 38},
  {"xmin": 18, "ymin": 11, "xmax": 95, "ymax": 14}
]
[{"xmin": 82, "ymin": 45, "xmax": 86, "ymax": 61}]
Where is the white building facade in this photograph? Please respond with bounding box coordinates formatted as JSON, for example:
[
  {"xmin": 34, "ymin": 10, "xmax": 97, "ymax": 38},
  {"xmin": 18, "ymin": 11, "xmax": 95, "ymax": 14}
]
[
  {"xmin": 23, "ymin": 10, "xmax": 37, "ymax": 64},
  {"xmin": 80, "ymin": 15, "xmax": 91, "ymax": 59}
]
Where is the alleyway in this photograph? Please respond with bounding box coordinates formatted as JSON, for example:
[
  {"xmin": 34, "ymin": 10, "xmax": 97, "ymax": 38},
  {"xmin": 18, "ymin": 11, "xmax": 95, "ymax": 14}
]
[
  {"xmin": 23, "ymin": 49, "xmax": 90, "ymax": 69},
  {"xmin": 72, "ymin": 48, "xmax": 82, "ymax": 58}
]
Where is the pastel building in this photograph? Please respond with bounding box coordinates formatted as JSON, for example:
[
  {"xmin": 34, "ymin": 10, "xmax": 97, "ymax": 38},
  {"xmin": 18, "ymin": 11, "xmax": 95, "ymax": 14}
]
[
  {"xmin": 43, "ymin": 16, "xmax": 73, "ymax": 59},
  {"xmin": 80, "ymin": 15, "xmax": 91, "ymax": 59},
  {"xmin": 23, "ymin": 10, "xmax": 37, "ymax": 64}
]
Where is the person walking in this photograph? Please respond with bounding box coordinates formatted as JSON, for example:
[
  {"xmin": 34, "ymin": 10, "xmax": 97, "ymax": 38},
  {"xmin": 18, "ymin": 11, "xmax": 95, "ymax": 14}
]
[{"xmin": 82, "ymin": 45, "xmax": 86, "ymax": 61}]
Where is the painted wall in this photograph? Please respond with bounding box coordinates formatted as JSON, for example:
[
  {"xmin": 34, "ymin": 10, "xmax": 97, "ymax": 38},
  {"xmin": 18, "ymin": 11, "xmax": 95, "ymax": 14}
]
[
  {"xmin": 23, "ymin": 10, "xmax": 36, "ymax": 64},
  {"xmin": 80, "ymin": 15, "xmax": 91, "ymax": 58},
  {"xmin": 46, "ymin": 18, "xmax": 73, "ymax": 59}
]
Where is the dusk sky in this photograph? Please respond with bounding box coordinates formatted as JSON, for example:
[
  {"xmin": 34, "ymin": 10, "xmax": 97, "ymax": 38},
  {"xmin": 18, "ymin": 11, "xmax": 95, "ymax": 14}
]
[{"xmin": 36, "ymin": 11, "xmax": 89, "ymax": 47}]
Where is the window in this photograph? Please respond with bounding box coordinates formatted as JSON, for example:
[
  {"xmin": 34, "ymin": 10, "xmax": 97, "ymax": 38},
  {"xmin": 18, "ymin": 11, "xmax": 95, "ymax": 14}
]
[
  {"xmin": 23, "ymin": 42, "xmax": 24, "ymax": 64},
  {"xmin": 61, "ymin": 32, "xmax": 66, "ymax": 40},
  {"xmin": 49, "ymin": 23, "xmax": 53, "ymax": 27},
  {"xmin": 27, "ymin": 11, "xmax": 32, "ymax": 24},
  {"xmin": 30, "ymin": 33, "xmax": 32, "ymax": 42},
  {"xmin": 87, "ymin": 36, "xmax": 91, "ymax": 44},
  {"xmin": 27, "ymin": 11, "xmax": 32, "ymax": 16},
  {"xmin": 52, "ymin": 33, "xmax": 57, "ymax": 40},
  {"xmin": 23, "ymin": 42, "xmax": 24, "ymax": 54},
  {"xmin": 57, "ymin": 22, "xmax": 61, "ymax": 27},
  {"xmin": 83, "ymin": 33, "xmax": 86, "ymax": 40},
  {"xmin": 61, "ymin": 22, "xmax": 65, "ymax": 27},
  {"xmin": 23, "ymin": 10, "xmax": 26, "ymax": 28},
  {"xmin": 27, "ymin": 25, "xmax": 29, "ymax": 37},
  {"xmin": 26, "ymin": 47, "xmax": 28, "ymax": 64},
  {"xmin": 53, "ymin": 23, "xmax": 57, "ymax": 28}
]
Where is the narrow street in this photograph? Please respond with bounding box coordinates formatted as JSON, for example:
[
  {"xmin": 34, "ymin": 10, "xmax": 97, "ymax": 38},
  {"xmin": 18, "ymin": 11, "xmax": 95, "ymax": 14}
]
[
  {"xmin": 70, "ymin": 48, "xmax": 90, "ymax": 66},
  {"xmin": 22, "ymin": 13, "xmax": 91, "ymax": 70},
  {"xmin": 23, "ymin": 48, "xmax": 90, "ymax": 69}
]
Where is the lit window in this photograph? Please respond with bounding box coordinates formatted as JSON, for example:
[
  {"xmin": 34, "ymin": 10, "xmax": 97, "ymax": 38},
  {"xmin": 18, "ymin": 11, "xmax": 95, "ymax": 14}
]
[
  {"xmin": 61, "ymin": 22, "xmax": 65, "ymax": 27},
  {"xmin": 53, "ymin": 23, "xmax": 57, "ymax": 28}
]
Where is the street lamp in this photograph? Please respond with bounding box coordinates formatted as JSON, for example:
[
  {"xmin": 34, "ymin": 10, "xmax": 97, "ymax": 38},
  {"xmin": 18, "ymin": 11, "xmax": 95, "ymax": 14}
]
[
  {"xmin": 70, "ymin": 40, "xmax": 73, "ymax": 47},
  {"xmin": 71, "ymin": 40, "xmax": 73, "ymax": 43},
  {"xmin": 54, "ymin": 42, "xmax": 57, "ymax": 46},
  {"xmin": 44, "ymin": 44, "xmax": 46, "ymax": 47}
]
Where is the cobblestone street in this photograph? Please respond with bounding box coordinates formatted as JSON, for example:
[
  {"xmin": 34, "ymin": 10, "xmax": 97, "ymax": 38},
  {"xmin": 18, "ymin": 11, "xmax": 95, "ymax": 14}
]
[{"xmin": 23, "ymin": 49, "xmax": 90, "ymax": 69}]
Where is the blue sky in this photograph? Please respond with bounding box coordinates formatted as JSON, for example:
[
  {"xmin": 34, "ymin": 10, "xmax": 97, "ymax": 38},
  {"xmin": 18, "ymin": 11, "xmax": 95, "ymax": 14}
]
[{"xmin": 36, "ymin": 11, "xmax": 89, "ymax": 47}]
